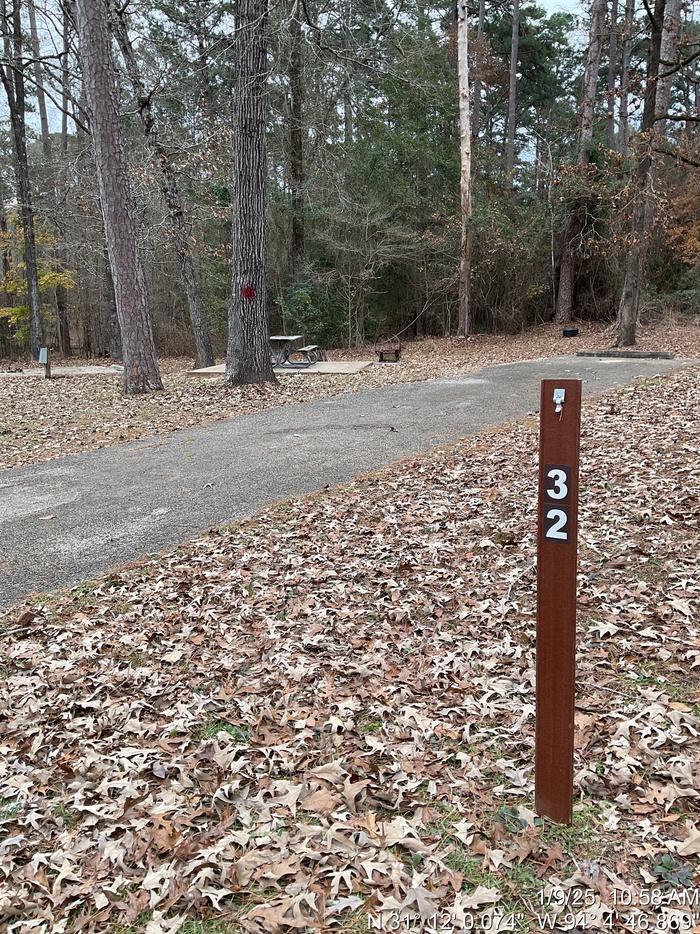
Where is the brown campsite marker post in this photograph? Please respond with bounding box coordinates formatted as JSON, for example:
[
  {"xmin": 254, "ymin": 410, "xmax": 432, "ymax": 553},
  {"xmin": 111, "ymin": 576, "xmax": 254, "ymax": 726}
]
[{"xmin": 535, "ymin": 379, "xmax": 581, "ymax": 825}]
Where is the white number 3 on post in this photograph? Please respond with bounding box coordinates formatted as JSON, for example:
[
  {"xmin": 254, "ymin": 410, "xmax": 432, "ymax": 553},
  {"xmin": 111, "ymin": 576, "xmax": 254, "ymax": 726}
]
[{"xmin": 546, "ymin": 468, "xmax": 569, "ymax": 500}]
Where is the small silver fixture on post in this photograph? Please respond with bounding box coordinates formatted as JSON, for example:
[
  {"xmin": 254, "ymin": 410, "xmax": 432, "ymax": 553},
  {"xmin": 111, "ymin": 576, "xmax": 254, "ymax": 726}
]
[{"xmin": 39, "ymin": 347, "xmax": 51, "ymax": 380}]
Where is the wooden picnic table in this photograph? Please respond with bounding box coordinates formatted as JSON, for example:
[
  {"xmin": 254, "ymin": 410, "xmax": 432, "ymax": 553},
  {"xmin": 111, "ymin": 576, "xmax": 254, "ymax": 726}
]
[{"xmin": 269, "ymin": 335, "xmax": 302, "ymax": 367}]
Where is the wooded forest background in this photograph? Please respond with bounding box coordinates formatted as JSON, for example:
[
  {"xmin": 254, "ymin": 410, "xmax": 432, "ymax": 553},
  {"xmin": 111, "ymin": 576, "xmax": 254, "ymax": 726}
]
[{"xmin": 0, "ymin": 0, "xmax": 698, "ymax": 368}]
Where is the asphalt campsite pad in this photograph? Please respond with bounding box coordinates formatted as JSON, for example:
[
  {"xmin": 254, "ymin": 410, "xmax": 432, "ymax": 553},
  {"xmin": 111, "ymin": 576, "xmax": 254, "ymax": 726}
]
[
  {"xmin": 0, "ymin": 353, "xmax": 695, "ymax": 608},
  {"xmin": 0, "ymin": 365, "xmax": 698, "ymax": 933}
]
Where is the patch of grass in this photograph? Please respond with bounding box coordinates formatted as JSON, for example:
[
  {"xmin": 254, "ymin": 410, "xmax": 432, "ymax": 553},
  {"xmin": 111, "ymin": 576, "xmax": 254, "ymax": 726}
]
[
  {"xmin": 358, "ymin": 713, "xmax": 383, "ymax": 734},
  {"xmin": 341, "ymin": 909, "xmax": 370, "ymax": 934},
  {"xmin": 634, "ymin": 376, "xmax": 662, "ymax": 389},
  {"xmin": 53, "ymin": 802, "xmax": 79, "ymax": 829},
  {"xmin": 445, "ymin": 851, "xmax": 494, "ymax": 885},
  {"xmin": 440, "ymin": 849, "xmax": 543, "ymax": 934},
  {"xmin": 69, "ymin": 580, "xmax": 99, "ymax": 602},
  {"xmin": 505, "ymin": 862, "xmax": 541, "ymax": 898},
  {"xmin": 180, "ymin": 921, "xmax": 245, "ymax": 934},
  {"xmin": 0, "ymin": 797, "xmax": 20, "ymax": 820},
  {"xmin": 110, "ymin": 912, "xmax": 245, "ymax": 933},
  {"xmin": 496, "ymin": 805, "xmax": 529, "ymax": 834},
  {"xmin": 419, "ymin": 806, "xmax": 498, "ymax": 886},
  {"xmin": 109, "ymin": 912, "xmax": 152, "ymax": 934},
  {"xmin": 197, "ymin": 721, "xmax": 250, "ymax": 743},
  {"xmin": 622, "ymin": 669, "xmax": 698, "ymax": 705},
  {"xmin": 538, "ymin": 803, "xmax": 599, "ymax": 855},
  {"xmin": 421, "ymin": 805, "xmax": 463, "ymax": 841}
]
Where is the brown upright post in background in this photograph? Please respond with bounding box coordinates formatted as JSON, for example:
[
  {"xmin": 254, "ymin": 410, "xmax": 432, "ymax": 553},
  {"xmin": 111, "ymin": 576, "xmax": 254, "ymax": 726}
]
[{"xmin": 536, "ymin": 379, "xmax": 581, "ymax": 825}]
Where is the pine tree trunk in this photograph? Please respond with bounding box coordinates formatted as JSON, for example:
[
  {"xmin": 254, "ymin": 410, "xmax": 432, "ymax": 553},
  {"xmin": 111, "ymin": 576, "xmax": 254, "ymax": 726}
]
[
  {"xmin": 456, "ymin": 0, "xmax": 473, "ymax": 337},
  {"xmin": 104, "ymin": 243, "xmax": 122, "ymax": 360},
  {"xmin": 619, "ymin": 0, "xmax": 635, "ymax": 155},
  {"xmin": 30, "ymin": 0, "xmax": 73, "ymax": 356},
  {"xmin": 554, "ymin": 0, "xmax": 607, "ymax": 324},
  {"xmin": 655, "ymin": 0, "xmax": 681, "ymax": 134},
  {"xmin": 56, "ymin": 4, "xmax": 73, "ymax": 356},
  {"xmin": 504, "ymin": 0, "xmax": 520, "ymax": 183},
  {"xmin": 226, "ymin": 0, "xmax": 276, "ymax": 385},
  {"xmin": 616, "ymin": 0, "xmax": 667, "ymax": 346},
  {"xmin": 28, "ymin": 0, "xmax": 52, "ymax": 160},
  {"xmin": 471, "ymin": 0, "xmax": 485, "ymax": 148},
  {"xmin": 0, "ymin": 1, "xmax": 44, "ymax": 358},
  {"xmin": 0, "ymin": 176, "xmax": 12, "ymax": 355},
  {"xmin": 343, "ymin": 86, "xmax": 353, "ymax": 146},
  {"xmin": 74, "ymin": 0, "xmax": 162, "ymax": 393},
  {"xmin": 110, "ymin": 4, "xmax": 214, "ymax": 370},
  {"xmin": 606, "ymin": 0, "xmax": 619, "ymax": 148},
  {"xmin": 576, "ymin": 0, "xmax": 607, "ymax": 168},
  {"xmin": 61, "ymin": 4, "xmax": 70, "ymax": 152},
  {"xmin": 289, "ymin": 5, "xmax": 305, "ymax": 274},
  {"xmin": 342, "ymin": 0, "xmax": 354, "ymax": 148}
]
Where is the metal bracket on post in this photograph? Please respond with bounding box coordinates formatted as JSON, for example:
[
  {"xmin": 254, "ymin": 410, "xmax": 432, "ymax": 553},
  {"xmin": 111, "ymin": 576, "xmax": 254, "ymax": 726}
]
[{"xmin": 39, "ymin": 347, "xmax": 51, "ymax": 380}]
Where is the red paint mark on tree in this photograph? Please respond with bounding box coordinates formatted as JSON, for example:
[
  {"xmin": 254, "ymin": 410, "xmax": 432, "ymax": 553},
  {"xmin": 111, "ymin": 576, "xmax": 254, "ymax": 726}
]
[{"xmin": 241, "ymin": 285, "xmax": 256, "ymax": 299}]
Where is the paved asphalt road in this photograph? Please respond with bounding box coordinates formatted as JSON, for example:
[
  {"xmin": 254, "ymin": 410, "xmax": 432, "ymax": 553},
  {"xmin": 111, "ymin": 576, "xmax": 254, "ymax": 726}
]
[{"xmin": 1, "ymin": 354, "xmax": 695, "ymax": 608}]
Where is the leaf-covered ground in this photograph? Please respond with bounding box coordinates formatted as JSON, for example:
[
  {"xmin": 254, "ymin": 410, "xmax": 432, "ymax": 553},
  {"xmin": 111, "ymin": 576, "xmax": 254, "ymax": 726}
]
[
  {"xmin": 1, "ymin": 368, "xmax": 699, "ymax": 934},
  {"xmin": 2, "ymin": 321, "xmax": 698, "ymax": 470}
]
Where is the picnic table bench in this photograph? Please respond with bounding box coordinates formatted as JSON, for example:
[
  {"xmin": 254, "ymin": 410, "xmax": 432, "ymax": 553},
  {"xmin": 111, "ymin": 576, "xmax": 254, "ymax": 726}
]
[{"xmin": 269, "ymin": 335, "xmax": 327, "ymax": 368}]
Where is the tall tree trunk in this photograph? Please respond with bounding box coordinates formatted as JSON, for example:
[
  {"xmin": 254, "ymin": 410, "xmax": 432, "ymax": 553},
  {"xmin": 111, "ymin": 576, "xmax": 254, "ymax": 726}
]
[
  {"xmin": 226, "ymin": 0, "xmax": 276, "ymax": 385},
  {"xmin": 606, "ymin": 0, "xmax": 619, "ymax": 148},
  {"xmin": 0, "ymin": 175, "xmax": 12, "ymax": 357},
  {"xmin": 289, "ymin": 2, "xmax": 305, "ymax": 274},
  {"xmin": 104, "ymin": 243, "xmax": 122, "ymax": 360},
  {"xmin": 640, "ymin": 0, "xmax": 681, "ymax": 238},
  {"xmin": 0, "ymin": 229, "xmax": 9, "ymax": 355},
  {"xmin": 456, "ymin": 0, "xmax": 473, "ymax": 337},
  {"xmin": 619, "ymin": 0, "xmax": 635, "ymax": 154},
  {"xmin": 342, "ymin": 0, "xmax": 353, "ymax": 148},
  {"xmin": 54, "ymin": 2, "xmax": 72, "ymax": 355},
  {"xmin": 554, "ymin": 0, "xmax": 607, "ymax": 324},
  {"xmin": 616, "ymin": 0, "xmax": 671, "ymax": 345},
  {"xmin": 471, "ymin": 0, "xmax": 486, "ymax": 149},
  {"xmin": 197, "ymin": 29, "xmax": 216, "ymax": 125},
  {"xmin": 110, "ymin": 4, "xmax": 214, "ymax": 370},
  {"xmin": 655, "ymin": 0, "xmax": 681, "ymax": 132},
  {"xmin": 61, "ymin": 4, "xmax": 70, "ymax": 152},
  {"xmin": 504, "ymin": 0, "xmax": 520, "ymax": 183},
  {"xmin": 0, "ymin": 1, "xmax": 43, "ymax": 358},
  {"xmin": 0, "ymin": 177, "xmax": 11, "ymax": 289},
  {"xmin": 53, "ymin": 276, "xmax": 71, "ymax": 355},
  {"xmin": 343, "ymin": 85, "xmax": 353, "ymax": 146},
  {"xmin": 29, "ymin": 0, "xmax": 72, "ymax": 355},
  {"xmin": 27, "ymin": 0, "xmax": 52, "ymax": 160},
  {"xmin": 576, "ymin": 0, "xmax": 608, "ymax": 169},
  {"xmin": 74, "ymin": 0, "xmax": 162, "ymax": 393}
]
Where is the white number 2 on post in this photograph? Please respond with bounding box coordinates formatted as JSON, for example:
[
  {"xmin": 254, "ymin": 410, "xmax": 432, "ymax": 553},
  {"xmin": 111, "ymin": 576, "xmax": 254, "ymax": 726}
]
[
  {"xmin": 543, "ymin": 466, "xmax": 571, "ymax": 543},
  {"xmin": 545, "ymin": 508, "xmax": 569, "ymax": 541}
]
